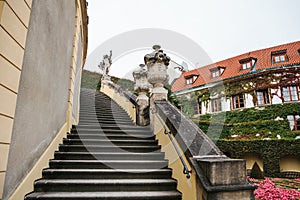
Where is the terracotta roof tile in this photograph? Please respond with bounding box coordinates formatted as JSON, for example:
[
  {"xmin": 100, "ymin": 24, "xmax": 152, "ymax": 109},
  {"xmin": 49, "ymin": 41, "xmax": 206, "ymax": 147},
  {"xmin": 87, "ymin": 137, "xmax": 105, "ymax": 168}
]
[{"xmin": 171, "ymin": 41, "xmax": 300, "ymax": 93}]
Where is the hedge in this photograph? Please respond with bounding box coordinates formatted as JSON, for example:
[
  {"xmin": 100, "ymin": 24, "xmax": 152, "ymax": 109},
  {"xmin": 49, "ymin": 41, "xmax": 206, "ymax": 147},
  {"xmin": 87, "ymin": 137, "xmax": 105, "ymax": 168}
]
[{"xmin": 214, "ymin": 139, "xmax": 300, "ymax": 177}]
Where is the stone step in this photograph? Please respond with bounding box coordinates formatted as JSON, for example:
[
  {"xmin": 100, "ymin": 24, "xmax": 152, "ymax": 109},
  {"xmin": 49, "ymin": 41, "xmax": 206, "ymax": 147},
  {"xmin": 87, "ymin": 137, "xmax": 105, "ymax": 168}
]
[
  {"xmin": 67, "ymin": 133, "xmax": 155, "ymax": 140},
  {"xmin": 54, "ymin": 152, "xmax": 165, "ymax": 160},
  {"xmin": 71, "ymin": 128, "xmax": 153, "ymax": 135},
  {"xmin": 80, "ymin": 107, "xmax": 126, "ymax": 112},
  {"xmin": 79, "ymin": 115, "xmax": 131, "ymax": 120},
  {"xmin": 34, "ymin": 179, "xmax": 178, "ymax": 192},
  {"xmin": 49, "ymin": 160, "xmax": 169, "ymax": 169},
  {"xmin": 78, "ymin": 121, "xmax": 134, "ymax": 126},
  {"xmin": 24, "ymin": 90, "xmax": 181, "ymax": 200},
  {"xmin": 73, "ymin": 124, "xmax": 150, "ymax": 131},
  {"xmin": 25, "ymin": 191, "xmax": 182, "ymax": 200},
  {"xmin": 79, "ymin": 111, "xmax": 128, "ymax": 116},
  {"xmin": 59, "ymin": 144, "xmax": 161, "ymax": 153},
  {"xmin": 62, "ymin": 138, "xmax": 158, "ymax": 146},
  {"xmin": 42, "ymin": 168, "xmax": 172, "ymax": 179}
]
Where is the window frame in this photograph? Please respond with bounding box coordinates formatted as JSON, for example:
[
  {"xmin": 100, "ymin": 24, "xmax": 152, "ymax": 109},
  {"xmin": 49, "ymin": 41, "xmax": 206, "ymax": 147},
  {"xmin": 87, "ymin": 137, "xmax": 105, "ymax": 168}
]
[
  {"xmin": 193, "ymin": 101, "xmax": 200, "ymax": 115},
  {"xmin": 232, "ymin": 94, "xmax": 245, "ymax": 110},
  {"xmin": 186, "ymin": 77, "xmax": 193, "ymax": 85},
  {"xmin": 210, "ymin": 67, "xmax": 225, "ymax": 78},
  {"xmin": 185, "ymin": 75, "xmax": 198, "ymax": 85},
  {"xmin": 239, "ymin": 57, "xmax": 256, "ymax": 71},
  {"xmin": 273, "ymin": 54, "xmax": 287, "ymax": 63},
  {"xmin": 271, "ymin": 50, "xmax": 288, "ymax": 64},
  {"xmin": 287, "ymin": 115, "xmax": 300, "ymax": 131},
  {"xmin": 282, "ymin": 86, "xmax": 299, "ymax": 102},
  {"xmin": 211, "ymin": 98, "xmax": 222, "ymax": 112},
  {"xmin": 256, "ymin": 89, "xmax": 270, "ymax": 105},
  {"xmin": 241, "ymin": 60, "xmax": 252, "ymax": 70}
]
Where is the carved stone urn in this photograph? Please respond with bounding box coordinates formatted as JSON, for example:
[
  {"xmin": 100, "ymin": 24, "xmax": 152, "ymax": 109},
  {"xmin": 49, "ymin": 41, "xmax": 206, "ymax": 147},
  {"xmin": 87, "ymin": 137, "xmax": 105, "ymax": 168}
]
[
  {"xmin": 144, "ymin": 45, "xmax": 170, "ymax": 101},
  {"xmin": 132, "ymin": 64, "xmax": 151, "ymax": 126}
]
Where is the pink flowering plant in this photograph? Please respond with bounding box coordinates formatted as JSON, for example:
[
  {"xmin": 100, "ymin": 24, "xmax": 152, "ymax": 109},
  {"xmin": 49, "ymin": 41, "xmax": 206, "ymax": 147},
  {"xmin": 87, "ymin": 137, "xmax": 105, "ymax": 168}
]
[{"xmin": 250, "ymin": 177, "xmax": 300, "ymax": 200}]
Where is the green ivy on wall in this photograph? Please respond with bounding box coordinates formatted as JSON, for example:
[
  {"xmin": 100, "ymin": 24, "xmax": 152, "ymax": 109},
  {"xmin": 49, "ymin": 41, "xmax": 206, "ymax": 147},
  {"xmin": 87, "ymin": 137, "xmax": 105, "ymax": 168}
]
[
  {"xmin": 192, "ymin": 102, "xmax": 300, "ymax": 140},
  {"xmin": 215, "ymin": 139, "xmax": 300, "ymax": 177}
]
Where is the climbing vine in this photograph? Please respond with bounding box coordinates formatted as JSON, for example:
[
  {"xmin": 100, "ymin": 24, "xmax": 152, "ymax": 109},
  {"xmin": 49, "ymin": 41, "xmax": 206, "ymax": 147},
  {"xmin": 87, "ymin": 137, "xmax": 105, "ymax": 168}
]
[{"xmin": 196, "ymin": 67, "xmax": 300, "ymax": 107}]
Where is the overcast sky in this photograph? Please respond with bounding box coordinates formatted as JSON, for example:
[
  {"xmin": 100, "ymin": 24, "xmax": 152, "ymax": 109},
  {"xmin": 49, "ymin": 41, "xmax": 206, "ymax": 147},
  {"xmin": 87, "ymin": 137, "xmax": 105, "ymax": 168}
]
[{"xmin": 85, "ymin": 0, "xmax": 300, "ymax": 79}]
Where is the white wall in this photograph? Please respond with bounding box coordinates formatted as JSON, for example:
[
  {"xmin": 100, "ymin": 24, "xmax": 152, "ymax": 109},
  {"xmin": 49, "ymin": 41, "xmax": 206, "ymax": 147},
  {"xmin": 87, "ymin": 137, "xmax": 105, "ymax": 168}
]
[
  {"xmin": 245, "ymin": 94, "xmax": 254, "ymax": 108},
  {"xmin": 271, "ymin": 88, "xmax": 283, "ymax": 104},
  {"xmin": 223, "ymin": 98, "xmax": 231, "ymax": 111}
]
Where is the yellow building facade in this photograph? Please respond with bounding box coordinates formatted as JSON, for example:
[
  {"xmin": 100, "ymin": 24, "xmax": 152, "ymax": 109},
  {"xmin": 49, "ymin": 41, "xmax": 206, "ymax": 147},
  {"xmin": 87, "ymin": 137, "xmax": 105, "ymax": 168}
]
[{"xmin": 0, "ymin": 0, "xmax": 88, "ymax": 199}]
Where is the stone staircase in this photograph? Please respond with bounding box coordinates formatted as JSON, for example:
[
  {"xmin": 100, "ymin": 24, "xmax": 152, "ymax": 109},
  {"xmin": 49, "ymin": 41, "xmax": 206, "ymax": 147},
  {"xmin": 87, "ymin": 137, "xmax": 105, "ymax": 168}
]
[{"xmin": 24, "ymin": 88, "xmax": 182, "ymax": 200}]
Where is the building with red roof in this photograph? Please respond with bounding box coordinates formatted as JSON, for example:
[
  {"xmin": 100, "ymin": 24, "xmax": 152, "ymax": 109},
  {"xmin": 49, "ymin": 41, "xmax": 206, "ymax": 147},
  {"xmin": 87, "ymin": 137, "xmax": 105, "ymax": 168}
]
[{"xmin": 171, "ymin": 41, "xmax": 300, "ymax": 129}]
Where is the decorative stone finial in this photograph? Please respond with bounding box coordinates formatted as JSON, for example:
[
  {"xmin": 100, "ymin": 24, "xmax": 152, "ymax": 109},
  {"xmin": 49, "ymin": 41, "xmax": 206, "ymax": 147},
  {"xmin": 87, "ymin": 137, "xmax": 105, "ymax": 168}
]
[
  {"xmin": 144, "ymin": 45, "xmax": 170, "ymax": 67},
  {"xmin": 152, "ymin": 45, "xmax": 161, "ymax": 50},
  {"xmin": 144, "ymin": 45, "xmax": 170, "ymax": 99}
]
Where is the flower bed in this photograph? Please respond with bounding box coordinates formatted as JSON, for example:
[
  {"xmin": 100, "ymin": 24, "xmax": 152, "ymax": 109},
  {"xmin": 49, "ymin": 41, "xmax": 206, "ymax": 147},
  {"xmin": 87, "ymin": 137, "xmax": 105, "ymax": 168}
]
[{"xmin": 248, "ymin": 177, "xmax": 300, "ymax": 199}]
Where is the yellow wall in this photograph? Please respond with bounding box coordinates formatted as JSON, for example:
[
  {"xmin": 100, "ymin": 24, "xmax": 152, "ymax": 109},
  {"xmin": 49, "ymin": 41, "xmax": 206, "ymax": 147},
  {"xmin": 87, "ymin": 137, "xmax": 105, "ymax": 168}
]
[
  {"xmin": 8, "ymin": 123, "xmax": 68, "ymax": 200},
  {"xmin": 241, "ymin": 153, "xmax": 264, "ymax": 172},
  {"xmin": 280, "ymin": 157, "xmax": 300, "ymax": 172},
  {"xmin": 153, "ymin": 114, "xmax": 197, "ymax": 200},
  {"xmin": 66, "ymin": 1, "xmax": 83, "ymax": 130},
  {"xmin": 0, "ymin": 0, "xmax": 87, "ymax": 198},
  {"xmin": 0, "ymin": 0, "xmax": 32, "ymax": 198},
  {"xmin": 101, "ymin": 83, "xmax": 136, "ymax": 123}
]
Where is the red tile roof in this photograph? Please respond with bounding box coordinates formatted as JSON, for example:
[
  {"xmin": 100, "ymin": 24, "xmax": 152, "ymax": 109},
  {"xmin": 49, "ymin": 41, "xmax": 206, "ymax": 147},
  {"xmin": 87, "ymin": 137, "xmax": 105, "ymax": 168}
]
[{"xmin": 171, "ymin": 41, "xmax": 300, "ymax": 93}]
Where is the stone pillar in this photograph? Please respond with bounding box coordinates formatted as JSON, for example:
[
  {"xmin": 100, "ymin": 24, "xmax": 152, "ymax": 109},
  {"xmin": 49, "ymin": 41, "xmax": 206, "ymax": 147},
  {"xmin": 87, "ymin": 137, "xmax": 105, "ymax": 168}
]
[
  {"xmin": 193, "ymin": 156, "xmax": 256, "ymax": 200},
  {"xmin": 132, "ymin": 64, "xmax": 151, "ymax": 126},
  {"xmin": 144, "ymin": 45, "xmax": 170, "ymax": 125}
]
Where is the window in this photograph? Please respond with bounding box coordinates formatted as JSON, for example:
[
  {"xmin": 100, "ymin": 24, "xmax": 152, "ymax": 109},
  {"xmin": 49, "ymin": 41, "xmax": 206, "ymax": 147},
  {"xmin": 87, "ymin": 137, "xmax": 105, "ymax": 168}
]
[
  {"xmin": 210, "ymin": 67, "xmax": 225, "ymax": 78},
  {"xmin": 212, "ymin": 70, "xmax": 220, "ymax": 78},
  {"xmin": 257, "ymin": 90, "xmax": 270, "ymax": 105},
  {"xmin": 271, "ymin": 50, "xmax": 287, "ymax": 63},
  {"xmin": 232, "ymin": 94, "xmax": 245, "ymax": 109},
  {"xmin": 282, "ymin": 86, "xmax": 299, "ymax": 102},
  {"xmin": 287, "ymin": 115, "xmax": 300, "ymax": 131},
  {"xmin": 186, "ymin": 78, "xmax": 193, "ymax": 85},
  {"xmin": 211, "ymin": 98, "xmax": 222, "ymax": 112},
  {"xmin": 242, "ymin": 61, "xmax": 252, "ymax": 70},
  {"xmin": 239, "ymin": 57, "xmax": 256, "ymax": 71},
  {"xmin": 185, "ymin": 75, "xmax": 198, "ymax": 85},
  {"xmin": 193, "ymin": 102, "xmax": 200, "ymax": 115},
  {"xmin": 273, "ymin": 54, "xmax": 286, "ymax": 63}
]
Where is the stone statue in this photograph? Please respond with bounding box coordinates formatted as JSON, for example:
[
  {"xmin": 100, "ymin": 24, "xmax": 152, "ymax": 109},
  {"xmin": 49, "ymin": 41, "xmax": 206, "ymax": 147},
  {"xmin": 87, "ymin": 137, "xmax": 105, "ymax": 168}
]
[{"xmin": 98, "ymin": 50, "xmax": 112, "ymax": 82}]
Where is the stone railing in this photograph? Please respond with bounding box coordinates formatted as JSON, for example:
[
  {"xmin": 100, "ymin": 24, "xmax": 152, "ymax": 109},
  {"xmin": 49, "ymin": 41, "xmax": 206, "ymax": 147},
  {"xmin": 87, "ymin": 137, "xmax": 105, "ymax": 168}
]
[
  {"xmin": 155, "ymin": 100, "xmax": 256, "ymax": 200},
  {"xmin": 100, "ymin": 81, "xmax": 137, "ymax": 123}
]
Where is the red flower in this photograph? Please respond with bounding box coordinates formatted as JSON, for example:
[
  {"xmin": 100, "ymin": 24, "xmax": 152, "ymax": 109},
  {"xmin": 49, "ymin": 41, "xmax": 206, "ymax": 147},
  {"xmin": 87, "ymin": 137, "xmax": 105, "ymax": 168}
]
[{"xmin": 254, "ymin": 178, "xmax": 300, "ymax": 200}]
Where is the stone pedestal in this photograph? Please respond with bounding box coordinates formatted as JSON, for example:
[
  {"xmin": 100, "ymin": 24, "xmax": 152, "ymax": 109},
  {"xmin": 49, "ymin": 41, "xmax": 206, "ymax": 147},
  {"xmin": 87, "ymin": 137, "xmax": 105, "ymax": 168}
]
[
  {"xmin": 136, "ymin": 92, "xmax": 150, "ymax": 126},
  {"xmin": 144, "ymin": 45, "xmax": 170, "ymax": 125},
  {"xmin": 133, "ymin": 64, "xmax": 151, "ymax": 126},
  {"xmin": 102, "ymin": 74, "xmax": 112, "ymax": 83},
  {"xmin": 193, "ymin": 156, "xmax": 256, "ymax": 200}
]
